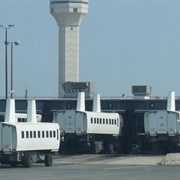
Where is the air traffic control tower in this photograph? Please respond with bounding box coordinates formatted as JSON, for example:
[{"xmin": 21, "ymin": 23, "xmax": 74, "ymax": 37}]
[{"xmin": 50, "ymin": 0, "xmax": 88, "ymax": 97}]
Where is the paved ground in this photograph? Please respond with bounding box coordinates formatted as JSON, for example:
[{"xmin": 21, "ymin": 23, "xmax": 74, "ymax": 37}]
[
  {"xmin": 1, "ymin": 154, "xmax": 180, "ymax": 180},
  {"xmin": 54, "ymin": 154, "xmax": 164, "ymax": 165}
]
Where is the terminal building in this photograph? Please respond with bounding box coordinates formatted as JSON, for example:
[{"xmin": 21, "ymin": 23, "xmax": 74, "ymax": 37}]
[{"xmin": 1, "ymin": 84, "xmax": 179, "ymax": 153}]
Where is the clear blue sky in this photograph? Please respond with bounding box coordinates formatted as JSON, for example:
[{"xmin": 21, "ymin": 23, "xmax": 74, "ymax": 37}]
[{"xmin": 0, "ymin": 0, "xmax": 180, "ymax": 98}]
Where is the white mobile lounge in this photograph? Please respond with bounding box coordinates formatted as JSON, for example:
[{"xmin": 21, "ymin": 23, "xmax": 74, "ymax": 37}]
[
  {"xmin": 53, "ymin": 92, "xmax": 123, "ymax": 154},
  {"xmin": 144, "ymin": 91, "xmax": 180, "ymax": 153},
  {"xmin": 0, "ymin": 99, "xmax": 60, "ymax": 168}
]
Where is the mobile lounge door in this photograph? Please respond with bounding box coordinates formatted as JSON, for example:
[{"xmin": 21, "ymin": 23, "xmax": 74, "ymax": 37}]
[
  {"xmin": 157, "ymin": 111, "xmax": 168, "ymax": 134},
  {"xmin": 76, "ymin": 112, "xmax": 85, "ymax": 134},
  {"xmin": 2, "ymin": 124, "xmax": 13, "ymax": 152},
  {"xmin": 65, "ymin": 111, "xmax": 75, "ymax": 133}
]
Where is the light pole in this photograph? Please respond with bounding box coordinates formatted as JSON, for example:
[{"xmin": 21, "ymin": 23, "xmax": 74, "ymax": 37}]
[
  {"xmin": 0, "ymin": 25, "xmax": 14, "ymax": 99},
  {"xmin": 8, "ymin": 41, "xmax": 20, "ymax": 99}
]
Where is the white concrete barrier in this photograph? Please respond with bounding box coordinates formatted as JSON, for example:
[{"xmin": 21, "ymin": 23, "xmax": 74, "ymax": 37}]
[{"xmin": 159, "ymin": 153, "xmax": 180, "ymax": 165}]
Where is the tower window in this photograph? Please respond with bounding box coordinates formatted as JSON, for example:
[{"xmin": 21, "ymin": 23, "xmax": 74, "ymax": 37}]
[{"xmin": 73, "ymin": 8, "xmax": 78, "ymax": 12}]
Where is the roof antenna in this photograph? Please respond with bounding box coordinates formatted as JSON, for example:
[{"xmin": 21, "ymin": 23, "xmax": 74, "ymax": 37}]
[{"xmin": 25, "ymin": 86, "xmax": 28, "ymax": 98}]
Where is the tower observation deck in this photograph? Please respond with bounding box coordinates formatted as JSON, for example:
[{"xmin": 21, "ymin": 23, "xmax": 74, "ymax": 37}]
[{"xmin": 50, "ymin": 0, "xmax": 88, "ymax": 97}]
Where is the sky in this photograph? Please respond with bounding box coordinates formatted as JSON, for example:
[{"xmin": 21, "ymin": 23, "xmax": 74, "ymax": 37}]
[{"xmin": 0, "ymin": 0, "xmax": 180, "ymax": 98}]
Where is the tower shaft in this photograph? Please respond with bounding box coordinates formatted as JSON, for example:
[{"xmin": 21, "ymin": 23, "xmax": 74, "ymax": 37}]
[
  {"xmin": 50, "ymin": 0, "xmax": 88, "ymax": 97},
  {"xmin": 58, "ymin": 26, "xmax": 79, "ymax": 97}
]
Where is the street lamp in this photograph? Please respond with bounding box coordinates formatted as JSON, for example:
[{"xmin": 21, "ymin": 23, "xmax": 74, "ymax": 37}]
[
  {"xmin": 8, "ymin": 41, "xmax": 20, "ymax": 99},
  {"xmin": 0, "ymin": 25, "xmax": 15, "ymax": 99}
]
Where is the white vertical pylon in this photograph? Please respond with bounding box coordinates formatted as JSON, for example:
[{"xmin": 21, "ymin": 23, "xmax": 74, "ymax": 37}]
[
  {"xmin": 5, "ymin": 99, "xmax": 16, "ymax": 123},
  {"xmin": 27, "ymin": 100, "xmax": 37, "ymax": 123},
  {"xmin": 93, "ymin": 94, "xmax": 101, "ymax": 112},
  {"xmin": 167, "ymin": 91, "xmax": 175, "ymax": 111},
  {"xmin": 76, "ymin": 92, "xmax": 85, "ymax": 111}
]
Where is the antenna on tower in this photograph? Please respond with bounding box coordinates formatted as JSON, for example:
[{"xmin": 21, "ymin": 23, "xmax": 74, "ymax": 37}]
[{"xmin": 25, "ymin": 86, "xmax": 28, "ymax": 98}]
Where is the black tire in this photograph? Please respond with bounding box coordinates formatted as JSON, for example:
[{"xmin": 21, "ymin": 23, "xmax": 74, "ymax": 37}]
[
  {"xmin": 152, "ymin": 142, "xmax": 160, "ymax": 155},
  {"xmin": 94, "ymin": 144, "xmax": 99, "ymax": 154},
  {"xmin": 107, "ymin": 144, "xmax": 114, "ymax": 154},
  {"xmin": 10, "ymin": 162, "xmax": 17, "ymax": 167},
  {"xmin": 22, "ymin": 154, "xmax": 33, "ymax": 168},
  {"xmin": 45, "ymin": 154, "xmax": 52, "ymax": 167}
]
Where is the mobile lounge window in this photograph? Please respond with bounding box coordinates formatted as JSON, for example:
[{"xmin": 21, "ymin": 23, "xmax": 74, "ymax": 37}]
[
  {"xmin": 34, "ymin": 131, "xmax": 36, "ymax": 138},
  {"xmin": 21, "ymin": 131, "xmax": 24, "ymax": 138},
  {"xmin": 42, "ymin": 131, "xmax": 45, "ymax": 138},
  {"xmin": 26, "ymin": 131, "xmax": 29, "ymax": 138}
]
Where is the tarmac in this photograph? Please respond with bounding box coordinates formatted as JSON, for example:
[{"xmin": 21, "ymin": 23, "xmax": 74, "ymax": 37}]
[
  {"xmin": 54, "ymin": 154, "xmax": 165, "ymax": 165},
  {"xmin": 54, "ymin": 153, "xmax": 180, "ymax": 165},
  {"xmin": 2, "ymin": 156, "xmax": 180, "ymax": 180}
]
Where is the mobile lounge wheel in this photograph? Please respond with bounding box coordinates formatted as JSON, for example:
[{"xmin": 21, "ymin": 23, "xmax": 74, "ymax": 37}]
[
  {"xmin": 10, "ymin": 162, "xmax": 17, "ymax": 167},
  {"xmin": 107, "ymin": 143, "xmax": 114, "ymax": 154},
  {"xmin": 22, "ymin": 154, "xmax": 33, "ymax": 168},
  {"xmin": 1, "ymin": 99, "xmax": 60, "ymax": 168},
  {"xmin": 94, "ymin": 143, "xmax": 99, "ymax": 154},
  {"xmin": 45, "ymin": 154, "xmax": 53, "ymax": 167}
]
